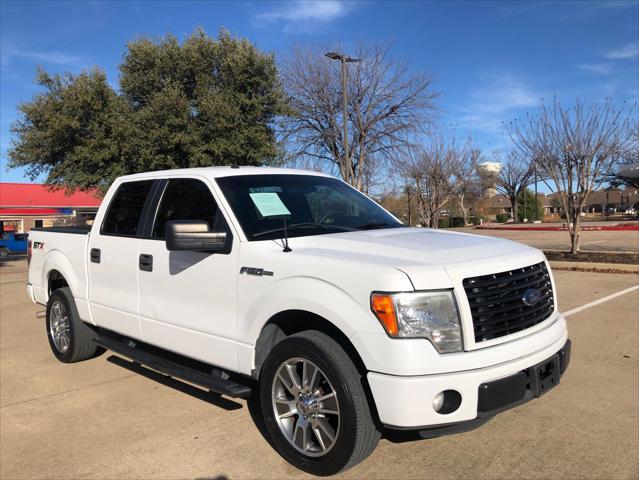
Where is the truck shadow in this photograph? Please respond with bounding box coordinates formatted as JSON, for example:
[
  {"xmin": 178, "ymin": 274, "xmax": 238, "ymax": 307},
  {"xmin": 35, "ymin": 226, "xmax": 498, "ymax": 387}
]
[
  {"xmin": 106, "ymin": 353, "xmax": 469, "ymax": 449},
  {"xmin": 106, "ymin": 355, "xmax": 243, "ymax": 411}
]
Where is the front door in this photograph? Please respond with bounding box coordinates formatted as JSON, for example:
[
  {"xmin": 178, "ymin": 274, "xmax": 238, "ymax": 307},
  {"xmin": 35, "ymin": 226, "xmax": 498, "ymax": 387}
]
[{"xmin": 137, "ymin": 177, "xmax": 239, "ymax": 371}]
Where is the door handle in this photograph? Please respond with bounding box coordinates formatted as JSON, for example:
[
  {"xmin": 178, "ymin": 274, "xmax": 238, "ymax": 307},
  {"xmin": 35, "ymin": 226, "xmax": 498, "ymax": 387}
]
[
  {"xmin": 90, "ymin": 248, "xmax": 101, "ymax": 264},
  {"xmin": 139, "ymin": 254, "xmax": 153, "ymax": 272}
]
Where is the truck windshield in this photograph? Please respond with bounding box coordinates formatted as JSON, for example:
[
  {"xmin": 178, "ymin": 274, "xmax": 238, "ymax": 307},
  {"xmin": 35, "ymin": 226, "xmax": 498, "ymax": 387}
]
[{"xmin": 216, "ymin": 174, "xmax": 403, "ymax": 241}]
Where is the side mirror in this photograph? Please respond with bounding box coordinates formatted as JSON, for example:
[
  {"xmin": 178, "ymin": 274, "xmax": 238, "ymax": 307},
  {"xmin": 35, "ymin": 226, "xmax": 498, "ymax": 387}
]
[{"xmin": 165, "ymin": 220, "xmax": 231, "ymax": 253}]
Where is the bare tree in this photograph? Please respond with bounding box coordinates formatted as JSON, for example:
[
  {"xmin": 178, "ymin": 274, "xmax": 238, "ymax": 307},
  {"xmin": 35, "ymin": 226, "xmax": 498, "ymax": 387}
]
[
  {"xmin": 455, "ymin": 143, "xmax": 481, "ymax": 225},
  {"xmin": 280, "ymin": 42, "xmax": 438, "ymax": 190},
  {"xmin": 508, "ymin": 98, "xmax": 635, "ymax": 253},
  {"xmin": 608, "ymin": 120, "xmax": 639, "ymax": 188},
  {"xmin": 494, "ymin": 149, "xmax": 535, "ymax": 223},
  {"xmin": 397, "ymin": 133, "xmax": 467, "ymax": 228}
]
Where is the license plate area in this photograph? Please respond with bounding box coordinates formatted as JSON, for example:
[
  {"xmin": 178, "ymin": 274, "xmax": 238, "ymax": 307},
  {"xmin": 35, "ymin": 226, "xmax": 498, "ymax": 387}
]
[{"xmin": 529, "ymin": 354, "xmax": 561, "ymax": 397}]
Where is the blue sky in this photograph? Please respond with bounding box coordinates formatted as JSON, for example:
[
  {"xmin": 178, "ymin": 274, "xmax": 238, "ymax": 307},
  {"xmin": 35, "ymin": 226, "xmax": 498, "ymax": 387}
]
[{"xmin": 1, "ymin": 0, "xmax": 638, "ymax": 184}]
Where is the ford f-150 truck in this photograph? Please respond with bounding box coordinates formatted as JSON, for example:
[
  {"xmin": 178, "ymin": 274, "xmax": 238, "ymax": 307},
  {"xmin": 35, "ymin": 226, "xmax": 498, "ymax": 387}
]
[{"xmin": 27, "ymin": 167, "xmax": 570, "ymax": 475}]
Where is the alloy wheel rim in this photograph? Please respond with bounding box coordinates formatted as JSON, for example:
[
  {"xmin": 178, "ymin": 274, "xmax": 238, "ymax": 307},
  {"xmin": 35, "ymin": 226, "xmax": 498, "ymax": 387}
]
[
  {"xmin": 271, "ymin": 357, "xmax": 340, "ymax": 457},
  {"xmin": 49, "ymin": 300, "xmax": 71, "ymax": 353}
]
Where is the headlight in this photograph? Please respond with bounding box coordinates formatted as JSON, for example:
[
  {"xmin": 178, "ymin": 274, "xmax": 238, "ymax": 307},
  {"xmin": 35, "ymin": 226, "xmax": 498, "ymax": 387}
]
[{"xmin": 371, "ymin": 290, "xmax": 462, "ymax": 353}]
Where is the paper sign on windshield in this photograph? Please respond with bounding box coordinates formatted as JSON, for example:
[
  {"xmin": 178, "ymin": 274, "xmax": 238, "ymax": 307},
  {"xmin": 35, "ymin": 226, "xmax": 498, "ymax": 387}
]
[{"xmin": 249, "ymin": 192, "xmax": 291, "ymax": 217}]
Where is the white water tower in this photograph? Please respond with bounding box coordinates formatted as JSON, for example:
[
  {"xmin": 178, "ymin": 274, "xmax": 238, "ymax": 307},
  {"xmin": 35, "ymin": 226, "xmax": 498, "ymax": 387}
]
[{"xmin": 476, "ymin": 162, "xmax": 502, "ymax": 196}]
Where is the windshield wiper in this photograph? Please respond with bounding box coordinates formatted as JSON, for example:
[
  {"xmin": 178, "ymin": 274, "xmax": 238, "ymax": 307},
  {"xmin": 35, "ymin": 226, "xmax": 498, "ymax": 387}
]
[
  {"xmin": 252, "ymin": 223, "xmax": 355, "ymax": 238},
  {"xmin": 355, "ymin": 221, "xmax": 391, "ymax": 230}
]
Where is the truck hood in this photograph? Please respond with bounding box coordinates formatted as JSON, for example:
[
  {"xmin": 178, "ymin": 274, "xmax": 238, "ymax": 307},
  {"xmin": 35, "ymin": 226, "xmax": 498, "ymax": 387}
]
[{"xmin": 291, "ymin": 227, "xmax": 545, "ymax": 290}]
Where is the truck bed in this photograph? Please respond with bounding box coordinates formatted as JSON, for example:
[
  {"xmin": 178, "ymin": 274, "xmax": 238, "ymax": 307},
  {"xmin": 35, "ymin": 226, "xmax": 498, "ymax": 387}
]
[
  {"xmin": 31, "ymin": 225, "xmax": 92, "ymax": 234},
  {"xmin": 27, "ymin": 227, "xmax": 91, "ymax": 315}
]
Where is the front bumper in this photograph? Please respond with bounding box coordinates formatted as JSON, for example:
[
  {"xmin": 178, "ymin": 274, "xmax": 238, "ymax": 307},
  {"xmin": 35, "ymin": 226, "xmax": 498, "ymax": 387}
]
[{"xmin": 368, "ymin": 335, "xmax": 571, "ymax": 429}]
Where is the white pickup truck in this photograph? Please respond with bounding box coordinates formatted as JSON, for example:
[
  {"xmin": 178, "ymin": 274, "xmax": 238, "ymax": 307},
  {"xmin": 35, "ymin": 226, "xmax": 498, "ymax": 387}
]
[{"xmin": 27, "ymin": 167, "xmax": 570, "ymax": 475}]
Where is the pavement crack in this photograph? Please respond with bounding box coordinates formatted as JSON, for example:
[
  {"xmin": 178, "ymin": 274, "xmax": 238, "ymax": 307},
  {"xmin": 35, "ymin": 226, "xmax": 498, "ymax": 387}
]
[{"xmin": 0, "ymin": 374, "xmax": 136, "ymax": 410}]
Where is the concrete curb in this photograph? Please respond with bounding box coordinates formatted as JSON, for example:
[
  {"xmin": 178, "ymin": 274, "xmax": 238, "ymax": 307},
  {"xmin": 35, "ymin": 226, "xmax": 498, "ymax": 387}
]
[
  {"xmin": 549, "ymin": 260, "xmax": 639, "ymax": 275},
  {"xmin": 477, "ymin": 224, "xmax": 639, "ymax": 231}
]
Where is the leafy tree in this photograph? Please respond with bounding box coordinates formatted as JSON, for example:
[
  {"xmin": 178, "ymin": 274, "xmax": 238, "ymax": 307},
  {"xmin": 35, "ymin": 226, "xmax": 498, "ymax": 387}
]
[{"xmin": 9, "ymin": 28, "xmax": 286, "ymax": 191}]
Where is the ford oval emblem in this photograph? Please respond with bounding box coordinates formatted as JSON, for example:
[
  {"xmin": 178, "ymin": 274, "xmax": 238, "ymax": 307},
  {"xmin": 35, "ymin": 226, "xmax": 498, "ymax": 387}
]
[{"xmin": 522, "ymin": 288, "xmax": 542, "ymax": 306}]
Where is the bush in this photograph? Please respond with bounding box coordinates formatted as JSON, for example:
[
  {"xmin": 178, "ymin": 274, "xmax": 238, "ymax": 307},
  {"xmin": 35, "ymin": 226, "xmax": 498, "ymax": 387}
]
[
  {"xmin": 451, "ymin": 217, "xmax": 465, "ymax": 227},
  {"xmin": 495, "ymin": 213, "xmax": 509, "ymax": 223},
  {"xmin": 437, "ymin": 217, "xmax": 465, "ymax": 228}
]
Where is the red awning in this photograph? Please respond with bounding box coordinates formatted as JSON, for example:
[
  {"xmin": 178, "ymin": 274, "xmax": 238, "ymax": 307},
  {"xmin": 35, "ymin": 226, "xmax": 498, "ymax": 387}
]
[{"xmin": 0, "ymin": 208, "xmax": 62, "ymax": 216}]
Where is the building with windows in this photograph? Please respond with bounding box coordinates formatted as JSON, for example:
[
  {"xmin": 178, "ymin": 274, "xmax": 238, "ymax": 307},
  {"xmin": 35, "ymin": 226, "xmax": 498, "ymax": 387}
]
[{"xmin": 0, "ymin": 183, "xmax": 102, "ymax": 233}]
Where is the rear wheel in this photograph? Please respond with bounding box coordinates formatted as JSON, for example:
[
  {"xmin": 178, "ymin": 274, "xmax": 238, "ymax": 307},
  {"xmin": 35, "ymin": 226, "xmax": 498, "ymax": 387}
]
[
  {"xmin": 259, "ymin": 330, "xmax": 380, "ymax": 476},
  {"xmin": 46, "ymin": 287, "xmax": 104, "ymax": 363},
  {"xmin": 0, "ymin": 247, "xmax": 9, "ymax": 257}
]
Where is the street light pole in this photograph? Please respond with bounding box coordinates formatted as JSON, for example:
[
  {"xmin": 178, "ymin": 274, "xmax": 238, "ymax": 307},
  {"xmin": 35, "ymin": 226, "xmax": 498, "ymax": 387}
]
[
  {"xmin": 534, "ymin": 166, "xmax": 538, "ymax": 222},
  {"xmin": 325, "ymin": 52, "xmax": 361, "ymax": 185},
  {"xmin": 340, "ymin": 59, "xmax": 348, "ymax": 180}
]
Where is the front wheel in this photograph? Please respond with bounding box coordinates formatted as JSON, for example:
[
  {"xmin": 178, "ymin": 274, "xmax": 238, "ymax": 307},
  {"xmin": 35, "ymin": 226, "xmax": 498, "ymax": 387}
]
[
  {"xmin": 0, "ymin": 247, "xmax": 9, "ymax": 258},
  {"xmin": 259, "ymin": 330, "xmax": 380, "ymax": 476}
]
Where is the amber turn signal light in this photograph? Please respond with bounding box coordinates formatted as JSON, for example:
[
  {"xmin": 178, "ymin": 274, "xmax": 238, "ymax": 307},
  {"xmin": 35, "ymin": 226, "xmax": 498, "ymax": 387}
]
[{"xmin": 371, "ymin": 294, "xmax": 398, "ymax": 336}]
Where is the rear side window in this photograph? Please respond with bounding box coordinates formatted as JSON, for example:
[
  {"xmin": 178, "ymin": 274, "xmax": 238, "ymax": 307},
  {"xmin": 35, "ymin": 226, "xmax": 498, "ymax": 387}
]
[
  {"xmin": 101, "ymin": 180, "xmax": 154, "ymax": 236},
  {"xmin": 152, "ymin": 178, "xmax": 225, "ymax": 239}
]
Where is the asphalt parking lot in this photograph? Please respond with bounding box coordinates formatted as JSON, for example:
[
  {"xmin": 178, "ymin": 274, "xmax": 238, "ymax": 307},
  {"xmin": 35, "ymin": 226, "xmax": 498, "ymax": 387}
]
[{"xmin": 1, "ymin": 257, "xmax": 638, "ymax": 479}]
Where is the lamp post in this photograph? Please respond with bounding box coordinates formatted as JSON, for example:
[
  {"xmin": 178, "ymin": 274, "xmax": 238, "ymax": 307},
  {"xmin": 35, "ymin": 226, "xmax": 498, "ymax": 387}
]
[
  {"xmin": 534, "ymin": 165, "xmax": 538, "ymax": 222},
  {"xmin": 325, "ymin": 52, "xmax": 361, "ymax": 183}
]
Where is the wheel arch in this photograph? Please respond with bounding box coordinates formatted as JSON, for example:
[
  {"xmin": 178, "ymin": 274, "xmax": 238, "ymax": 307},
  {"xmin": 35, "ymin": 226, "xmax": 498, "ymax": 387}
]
[
  {"xmin": 253, "ymin": 309, "xmax": 383, "ymax": 431},
  {"xmin": 47, "ymin": 269, "xmax": 69, "ymax": 295},
  {"xmin": 253, "ymin": 309, "xmax": 368, "ymax": 379},
  {"xmin": 40, "ymin": 249, "xmax": 82, "ymax": 302}
]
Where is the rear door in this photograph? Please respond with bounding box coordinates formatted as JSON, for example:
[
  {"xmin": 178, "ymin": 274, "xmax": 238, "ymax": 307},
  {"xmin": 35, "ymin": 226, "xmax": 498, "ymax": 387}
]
[
  {"xmin": 137, "ymin": 177, "xmax": 240, "ymax": 370},
  {"xmin": 87, "ymin": 180, "xmax": 156, "ymax": 338}
]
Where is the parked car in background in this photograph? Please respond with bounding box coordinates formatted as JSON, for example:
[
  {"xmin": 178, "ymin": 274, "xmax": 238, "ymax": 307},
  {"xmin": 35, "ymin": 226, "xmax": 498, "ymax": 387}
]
[{"xmin": 0, "ymin": 232, "xmax": 28, "ymax": 257}]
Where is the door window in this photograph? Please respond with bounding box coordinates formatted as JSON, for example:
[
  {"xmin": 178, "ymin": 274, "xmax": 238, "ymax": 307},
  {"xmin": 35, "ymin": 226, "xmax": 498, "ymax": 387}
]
[
  {"xmin": 101, "ymin": 180, "xmax": 154, "ymax": 236},
  {"xmin": 152, "ymin": 179, "xmax": 226, "ymax": 239}
]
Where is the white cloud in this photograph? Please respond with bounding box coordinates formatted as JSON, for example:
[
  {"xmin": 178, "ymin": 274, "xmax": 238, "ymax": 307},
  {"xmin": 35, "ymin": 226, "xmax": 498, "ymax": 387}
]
[
  {"xmin": 1, "ymin": 46, "xmax": 86, "ymax": 69},
  {"xmin": 455, "ymin": 74, "xmax": 541, "ymax": 134},
  {"xmin": 604, "ymin": 42, "xmax": 639, "ymax": 59},
  {"xmin": 577, "ymin": 63, "xmax": 613, "ymax": 75},
  {"xmin": 468, "ymin": 75, "xmax": 539, "ymax": 114},
  {"xmin": 253, "ymin": 0, "xmax": 353, "ymax": 32},
  {"xmin": 598, "ymin": 0, "xmax": 639, "ymax": 9}
]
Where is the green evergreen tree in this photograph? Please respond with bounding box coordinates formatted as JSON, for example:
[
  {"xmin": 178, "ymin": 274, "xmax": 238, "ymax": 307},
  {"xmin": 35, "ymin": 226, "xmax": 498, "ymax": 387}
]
[
  {"xmin": 9, "ymin": 28, "xmax": 287, "ymax": 191},
  {"xmin": 517, "ymin": 188, "xmax": 544, "ymax": 221}
]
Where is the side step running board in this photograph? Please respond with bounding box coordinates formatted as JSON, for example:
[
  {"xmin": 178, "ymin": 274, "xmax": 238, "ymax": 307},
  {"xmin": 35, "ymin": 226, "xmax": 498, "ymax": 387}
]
[{"xmin": 94, "ymin": 334, "xmax": 252, "ymax": 398}]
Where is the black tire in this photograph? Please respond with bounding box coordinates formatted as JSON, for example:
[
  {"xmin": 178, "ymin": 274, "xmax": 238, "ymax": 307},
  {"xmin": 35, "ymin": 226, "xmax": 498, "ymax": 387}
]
[
  {"xmin": 0, "ymin": 247, "xmax": 9, "ymax": 258},
  {"xmin": 46, "ymin": 287, "xmax": 104, "ymax": 363},
  {"xmin": 259, "ymin": 330, "xmax": 380, "ymax": 476}
]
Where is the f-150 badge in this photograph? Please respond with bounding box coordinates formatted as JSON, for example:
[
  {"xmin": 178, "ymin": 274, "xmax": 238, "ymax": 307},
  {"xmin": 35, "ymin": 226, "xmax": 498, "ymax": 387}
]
[{"xmin": 240, "ymin": 267, "xmax": 274, "ymax": 277}]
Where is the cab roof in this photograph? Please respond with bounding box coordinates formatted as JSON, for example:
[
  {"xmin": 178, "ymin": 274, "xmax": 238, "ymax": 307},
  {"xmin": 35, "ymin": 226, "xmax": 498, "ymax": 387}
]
[{"xmin": 117, "ymin": 166, "xmax": 332, "ymax": 182}]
